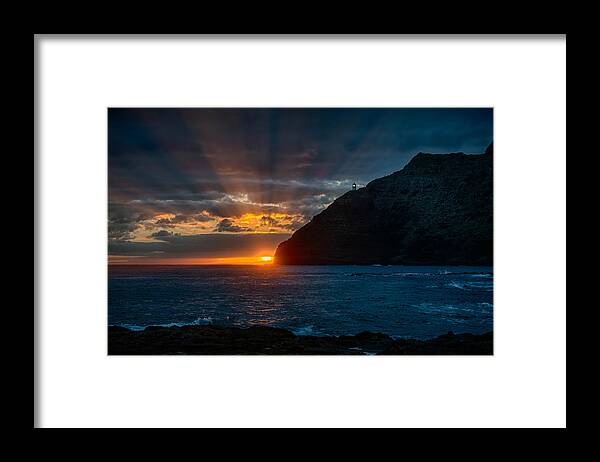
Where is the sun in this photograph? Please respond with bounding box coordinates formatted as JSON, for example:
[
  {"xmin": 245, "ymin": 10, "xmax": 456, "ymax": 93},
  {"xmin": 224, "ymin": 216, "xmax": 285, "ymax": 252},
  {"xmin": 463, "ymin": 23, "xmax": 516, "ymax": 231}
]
[{"xmin": 260, "ymin": 255, "xmax": 273, "ymax": 262}]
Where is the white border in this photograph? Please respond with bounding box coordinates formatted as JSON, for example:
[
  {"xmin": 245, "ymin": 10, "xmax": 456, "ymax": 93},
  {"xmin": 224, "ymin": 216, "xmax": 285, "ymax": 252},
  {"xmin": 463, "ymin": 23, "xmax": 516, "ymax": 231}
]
[{"xmin": 36, "ymin": 35, "xmax": 566, "ymax": 428}]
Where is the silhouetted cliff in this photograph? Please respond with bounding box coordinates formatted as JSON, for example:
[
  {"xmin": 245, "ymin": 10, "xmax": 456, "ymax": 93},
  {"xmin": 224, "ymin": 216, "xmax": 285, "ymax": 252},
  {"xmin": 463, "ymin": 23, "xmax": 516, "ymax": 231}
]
[{"xmin": 274, "ymin": 144, "xmax": 493, "ymax": 265}]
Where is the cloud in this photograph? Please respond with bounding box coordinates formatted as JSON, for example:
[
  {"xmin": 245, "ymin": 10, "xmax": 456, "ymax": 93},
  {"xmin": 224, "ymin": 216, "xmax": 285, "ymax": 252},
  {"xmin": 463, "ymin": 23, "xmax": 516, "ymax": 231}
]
[
  {"xmin": 108, "ymin": 232, "xmax": 291, "ymax": 259},
  {"xmin": 108, "ymin": 222, "xmax": 138, "ymax": 240},
  {"xmin": 109, "ymin": 108, "xmax": 492, "ymax": 189},
  {"xmin": 155, "ymin": 213, "xmax": 215, "ymax": 225},
  {"xmin": 214, "ymin": 218, "xmax": 250, "ymax": 233},
  {"xmin": 150, "ymin": 230, "xmax": 174, "ymax": 239},
  {"xmin": 260, "ymin": 216, "xmax": 277, "ymax": 226}
]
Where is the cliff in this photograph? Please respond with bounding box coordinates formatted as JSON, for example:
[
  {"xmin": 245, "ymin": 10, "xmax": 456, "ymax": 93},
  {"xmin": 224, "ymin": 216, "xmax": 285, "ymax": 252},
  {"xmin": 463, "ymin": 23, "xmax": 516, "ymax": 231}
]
[{"xmin": 274, "ymin": 143, "xmax": 493, "ymax": 265}]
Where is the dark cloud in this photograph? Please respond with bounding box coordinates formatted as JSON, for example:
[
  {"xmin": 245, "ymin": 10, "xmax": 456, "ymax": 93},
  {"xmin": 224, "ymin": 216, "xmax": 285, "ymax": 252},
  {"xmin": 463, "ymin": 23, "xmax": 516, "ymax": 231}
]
[
  {"xmin": 260, "ymin": 216, "xmax": 277, "ymax": 226},
  {"xmin": 109, "ymin": 233, "xmax": 291, "ymax": 258},
  {"xmin": 155, "ymin": 214, "xmax": 214, "ymax": 225},
  {"xmin": 214, "ymin": 219, "xmax": 250, "ymax": 233},
  {"xmin": 150, "ymin": 230, "xmax": 174, "ymax": 238},
  {"xmin": 109, "ymin": 108, "xmax": 492, "ymax": 188},
  {"xmin": 108, "ymin": 222, "xmax": 138, "ymax": 240}
]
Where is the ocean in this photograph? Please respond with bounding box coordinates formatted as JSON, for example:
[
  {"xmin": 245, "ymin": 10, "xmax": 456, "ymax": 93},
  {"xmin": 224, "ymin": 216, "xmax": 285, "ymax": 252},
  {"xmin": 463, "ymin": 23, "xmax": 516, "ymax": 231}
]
[
  {"xmin": 108, "ymin": 265, "xmax": 493, "ymax": 339},
  {"xmin": 108, "ymin": 265, "xmax": 492, "ymax": 339}
]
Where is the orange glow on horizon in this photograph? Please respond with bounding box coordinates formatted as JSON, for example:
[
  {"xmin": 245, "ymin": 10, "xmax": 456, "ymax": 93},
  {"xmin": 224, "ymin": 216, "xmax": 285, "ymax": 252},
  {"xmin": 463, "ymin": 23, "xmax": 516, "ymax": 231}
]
[{"xmin": 109, "ymin": 255, "xmax": 276, "ymax": 266}]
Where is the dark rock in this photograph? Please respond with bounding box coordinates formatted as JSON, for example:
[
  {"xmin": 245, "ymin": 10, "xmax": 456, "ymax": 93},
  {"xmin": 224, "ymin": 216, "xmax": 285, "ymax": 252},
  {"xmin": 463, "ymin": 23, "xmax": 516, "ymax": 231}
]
[
  {"xmin": 108, "ymin": 325, "xmax": 492, "ymax": 355},
  {"xmin": 108, "ymin": 325, "xmax": 131, "ymax": 333},
  {"xmin": 274, "ymin": 144, "xmax": 493, "ymax": 266},
  {"xmin": 379, "ymin": 331, "xmax": 493, "ymax": 355}
]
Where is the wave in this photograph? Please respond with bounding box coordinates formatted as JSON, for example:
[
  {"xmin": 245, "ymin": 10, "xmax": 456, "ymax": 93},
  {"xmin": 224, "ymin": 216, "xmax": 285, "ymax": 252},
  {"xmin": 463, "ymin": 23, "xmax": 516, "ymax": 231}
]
[
  {"xmin": 346, "ymin": 271, "xmax": 493, "ymax": 279},
  {"xmin": 291, "ymin": 325, "xmax": 317, "ymax": 336},
  {"xmin": 346, "ymin": 272, "xmax": 431, "ymax": 278},
  {"xmin": 114, "ymin": 316, "xmax": 214, "ymax": 331},
  {"xmin": 447, "ymin": 281, "xmax": 493, "ymax": 291}
]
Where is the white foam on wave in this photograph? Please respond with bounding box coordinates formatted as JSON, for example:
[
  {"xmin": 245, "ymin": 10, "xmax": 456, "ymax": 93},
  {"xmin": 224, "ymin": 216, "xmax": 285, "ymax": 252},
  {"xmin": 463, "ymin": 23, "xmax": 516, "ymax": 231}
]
[
  {"xmin": 116, "ymin": 316, "xmax": 213, "ymax": 331},
  {"xmin": 346, "ymin": 271, "xmax": 493, "ymax": 279},
  {"xmin": 117, "ymin": 324, "xmax": 146, "ymax": 331},
  {"xmin": 163, "ymin": 316, "xmax": 214, "ymax": 327},
  {"xmin": 447, "ymin": 281, "xmax": 493, "ymax": 291},
  {"xmin": 292, "ymin": 325, "xmax": 316, "ymax": 336}
]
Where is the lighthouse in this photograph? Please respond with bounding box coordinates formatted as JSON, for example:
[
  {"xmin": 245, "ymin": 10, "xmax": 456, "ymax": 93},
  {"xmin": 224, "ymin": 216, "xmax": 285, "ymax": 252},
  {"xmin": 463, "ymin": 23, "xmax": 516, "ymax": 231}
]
[{"xmin": 352, "ymin": 182, "xmax": 357, "ymax": 191}]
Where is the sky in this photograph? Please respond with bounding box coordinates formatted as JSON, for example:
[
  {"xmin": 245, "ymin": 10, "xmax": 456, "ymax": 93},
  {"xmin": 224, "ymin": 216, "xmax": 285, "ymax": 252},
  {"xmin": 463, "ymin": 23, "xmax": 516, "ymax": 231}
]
[{"xmin": 108, "ymin": 108, "xmax": 492, "ymax": 264}]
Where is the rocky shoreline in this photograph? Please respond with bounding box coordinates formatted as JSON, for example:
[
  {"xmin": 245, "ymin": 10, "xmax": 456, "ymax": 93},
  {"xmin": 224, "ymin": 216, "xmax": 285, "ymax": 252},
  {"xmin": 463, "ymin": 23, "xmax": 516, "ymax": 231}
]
[{"xmin": 108, "ymin": 325, "xmax": 493, "ymax": 355}]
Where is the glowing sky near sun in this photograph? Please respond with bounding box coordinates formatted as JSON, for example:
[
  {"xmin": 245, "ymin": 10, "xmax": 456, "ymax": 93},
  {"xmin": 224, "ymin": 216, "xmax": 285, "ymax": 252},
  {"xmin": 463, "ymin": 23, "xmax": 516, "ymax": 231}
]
[{"xmin": 108, "ymin": 108, "xmax": 493, "ymax": 264}]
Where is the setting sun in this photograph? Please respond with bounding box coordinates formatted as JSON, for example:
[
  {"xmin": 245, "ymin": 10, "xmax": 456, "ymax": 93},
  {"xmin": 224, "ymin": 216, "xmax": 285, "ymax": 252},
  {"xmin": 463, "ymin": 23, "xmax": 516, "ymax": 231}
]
[{"xmin": 260, "ymin": 256, "xmax": 273, "ymax": 262}]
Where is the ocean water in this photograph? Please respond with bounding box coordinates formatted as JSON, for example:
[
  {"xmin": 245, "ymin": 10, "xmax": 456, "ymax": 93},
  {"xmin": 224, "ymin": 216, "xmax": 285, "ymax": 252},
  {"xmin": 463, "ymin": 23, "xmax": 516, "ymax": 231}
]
[{"xmin": 108, "ymin": 265, "xmax": 493, "ymax": 339}]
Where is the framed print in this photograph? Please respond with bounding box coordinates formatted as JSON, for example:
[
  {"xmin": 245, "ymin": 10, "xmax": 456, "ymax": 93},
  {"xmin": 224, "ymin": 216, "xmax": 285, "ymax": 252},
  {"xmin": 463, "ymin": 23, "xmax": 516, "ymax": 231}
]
[{"xmin": 35, "ymin": 34, "xmax": 566, "ymax": 428}]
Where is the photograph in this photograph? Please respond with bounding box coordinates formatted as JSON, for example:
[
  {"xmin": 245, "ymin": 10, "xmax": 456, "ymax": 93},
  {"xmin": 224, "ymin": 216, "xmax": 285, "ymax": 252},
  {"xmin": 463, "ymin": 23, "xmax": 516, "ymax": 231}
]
[{"xmin": 108, "ymin": 108, "xmax": 494, "ymax": 355}]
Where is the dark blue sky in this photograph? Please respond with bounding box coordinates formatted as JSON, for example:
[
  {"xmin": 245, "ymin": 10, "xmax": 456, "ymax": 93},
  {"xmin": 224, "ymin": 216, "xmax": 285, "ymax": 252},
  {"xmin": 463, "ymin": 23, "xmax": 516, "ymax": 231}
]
[{"xmin": 108, "ymin": 108, "xmax": 492, "ymax": 263}]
